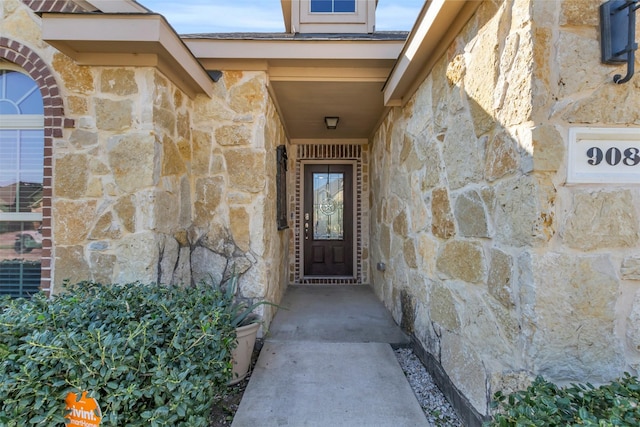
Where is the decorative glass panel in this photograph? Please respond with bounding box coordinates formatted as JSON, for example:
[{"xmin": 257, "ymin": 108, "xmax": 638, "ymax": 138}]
[
  {"xmin": 310, "ymin": 0, "xmax": 355, "ymax": 13},
  {"xmin": 0, "ymin": 70, "xmax": 43, "ymax": 115},
  {"xmin": 312, "ymin": 171, "xmax": 344, "ymax": 240}
]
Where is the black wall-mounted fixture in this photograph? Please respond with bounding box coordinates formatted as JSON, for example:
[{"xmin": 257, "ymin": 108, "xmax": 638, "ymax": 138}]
[{"xmin": 600, "ymin": 0, "xmax": 639, "ymax": 84}]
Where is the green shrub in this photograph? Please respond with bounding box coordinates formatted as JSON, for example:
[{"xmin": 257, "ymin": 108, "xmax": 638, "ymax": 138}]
[
  {"xmin": 488, "ymin": 374, "xmax": 640, "ymax": 427},
  {"xmin": 0, "ymin": 281, "xmax": 237, "ymax": 426}
]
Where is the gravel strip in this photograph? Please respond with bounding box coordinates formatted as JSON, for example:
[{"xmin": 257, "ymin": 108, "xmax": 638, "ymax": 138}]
[{"xmin": 395, "ymin": 348, "xmax": 464, "ymax": 427}]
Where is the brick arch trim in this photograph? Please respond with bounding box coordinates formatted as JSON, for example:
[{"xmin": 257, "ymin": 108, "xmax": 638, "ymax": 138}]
[{"xmin": 0, "ymin": 38, "xmax": 74, "ymax": 295}]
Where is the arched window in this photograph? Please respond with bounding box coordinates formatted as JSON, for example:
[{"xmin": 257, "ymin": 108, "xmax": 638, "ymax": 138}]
[{"xmin": 0, "ymin": 68, "xmax": 44, "ymax": 298}]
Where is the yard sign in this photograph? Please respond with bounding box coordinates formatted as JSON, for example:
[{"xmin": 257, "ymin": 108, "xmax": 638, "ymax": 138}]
[{"xmin": 65, "ymin": 391, "xmax": 102, "ymax": 426}]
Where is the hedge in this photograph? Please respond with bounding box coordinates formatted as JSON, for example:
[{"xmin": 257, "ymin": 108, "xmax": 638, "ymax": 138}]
[{"xmin": 0, "ymin": 281, "xmax": 237, "ymax": 426}]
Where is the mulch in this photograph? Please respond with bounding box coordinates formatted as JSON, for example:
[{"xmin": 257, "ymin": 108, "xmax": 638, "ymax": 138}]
[{"xmin": 210, "ymin": 342, "xmax": 262, "ymax": 426}]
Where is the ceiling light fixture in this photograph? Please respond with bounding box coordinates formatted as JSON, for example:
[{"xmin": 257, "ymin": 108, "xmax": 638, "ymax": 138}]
[{"xmin": 324, "ymin": 116, "xmax": 339, "ymax": 130}]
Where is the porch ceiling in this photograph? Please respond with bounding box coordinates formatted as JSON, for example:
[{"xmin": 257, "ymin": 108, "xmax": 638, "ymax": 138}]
[{"xmin": 184, "ymin": 36, "xmax": 407, "ymax": 143}]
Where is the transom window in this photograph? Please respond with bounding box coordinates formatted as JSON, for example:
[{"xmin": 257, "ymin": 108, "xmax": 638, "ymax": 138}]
[
  {"xmin": 310, "ymin": 0, "xmax": 356, "ymax": 13},
  {"xmin": 0, "ymin": 69, "xmax": 44, "ymax": 298}
]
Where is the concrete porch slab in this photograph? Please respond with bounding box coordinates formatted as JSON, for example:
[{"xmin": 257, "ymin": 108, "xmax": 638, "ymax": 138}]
[
  {"xmin": 266, "ymin": 285, "xmax": 410, "ymax": 345},
  {"xmin": 231, "ymin": 341, "xmax": 428, "ymax": 427}
]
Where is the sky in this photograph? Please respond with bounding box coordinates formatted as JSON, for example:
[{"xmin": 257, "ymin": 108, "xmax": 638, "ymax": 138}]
[{"xmin": 139, "ymin": 0, "xmax": 424, "ymax": 34}]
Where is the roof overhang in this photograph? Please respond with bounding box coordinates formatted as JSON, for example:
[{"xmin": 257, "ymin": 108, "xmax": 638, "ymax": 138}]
[
  {"xmin": 41, "ymin": 13, "xmax": 214, "ymax": 98},
  {"xmin": 185, "ymin": 35, "xmax": 406, "ymax": 143},
  {"xmin": 383, "ymin": 0, "xmax": 481, "ymax": 106}
]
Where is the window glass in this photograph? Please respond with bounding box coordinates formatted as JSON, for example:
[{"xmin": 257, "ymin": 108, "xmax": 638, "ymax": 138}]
[
  {"xmin": 311, "ymin": 0, "xmax": 355, "ymax": 13},
  {"xmin": 0, "ymin": 69, "xmax": 44, "ymax": 298},
  {"xmin": 0, "ymin": 70, "xmax": 44, "ymax": 115}
]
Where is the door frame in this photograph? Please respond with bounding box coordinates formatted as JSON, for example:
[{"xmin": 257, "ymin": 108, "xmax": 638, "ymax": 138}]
[{"xmin": 300, "ymin": 160, "xmax": 357, "ymax": 280}]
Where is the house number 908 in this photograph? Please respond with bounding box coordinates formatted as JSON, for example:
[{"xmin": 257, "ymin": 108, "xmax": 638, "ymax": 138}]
[{"xmin": 587, "ymin": 147, "xmax": 640, "ymax": 166}]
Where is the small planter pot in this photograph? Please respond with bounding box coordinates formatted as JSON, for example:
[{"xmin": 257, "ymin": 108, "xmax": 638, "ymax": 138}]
[{"xmin": 230, "ymin": 322, "xmax": 260, "ymax": 385}]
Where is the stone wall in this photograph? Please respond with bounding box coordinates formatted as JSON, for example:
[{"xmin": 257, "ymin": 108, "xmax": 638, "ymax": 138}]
[
  {"xmin": 2, "ymin": 0, "xmax": 289, "ymax": 327},
  {"xmin": 370, "ymin": 0, "xmax": 640, "ymax": 416}
]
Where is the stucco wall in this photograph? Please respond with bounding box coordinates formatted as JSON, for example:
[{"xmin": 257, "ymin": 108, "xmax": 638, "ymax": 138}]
[
  {"xmin": 370, "ymin": 0, "xmax": 640, "ymax": 416},
  {"xmin": 2, "ymin": 0, "xmax": 289, "ymax": 327}
]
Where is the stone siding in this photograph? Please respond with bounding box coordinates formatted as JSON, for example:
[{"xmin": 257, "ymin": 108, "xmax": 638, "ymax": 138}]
[
  {"xmin": 3, "ymin": 0, "xmax": 289, "ymax": 327},
  {"xmin": 370, "ymin": 0, "xmax": 640, "ymax": 416}
]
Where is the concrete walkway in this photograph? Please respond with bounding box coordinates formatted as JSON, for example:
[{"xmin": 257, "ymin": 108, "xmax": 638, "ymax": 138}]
[{"xmin": 231, "ymin": 285, "xmax": 429, "ymax": 427}]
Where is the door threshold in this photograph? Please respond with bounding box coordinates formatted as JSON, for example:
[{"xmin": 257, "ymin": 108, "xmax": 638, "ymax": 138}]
[{"xmin": 299, "ymin": 276, "xmax": 359, "ymax": 285}]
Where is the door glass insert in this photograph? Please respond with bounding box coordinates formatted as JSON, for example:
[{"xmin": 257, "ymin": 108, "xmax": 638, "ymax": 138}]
[{"xmin": 312, "ymin": 171, "xmax": 344, "ymax": 240}]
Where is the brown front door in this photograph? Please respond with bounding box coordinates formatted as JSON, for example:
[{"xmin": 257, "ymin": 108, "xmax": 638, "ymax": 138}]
[{"xmin": 303, "ymin": 164, "xmax": 353, "ymax": 277}]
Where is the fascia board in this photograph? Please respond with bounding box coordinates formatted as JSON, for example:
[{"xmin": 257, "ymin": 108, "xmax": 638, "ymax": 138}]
[
  {"xmin": 42, "ymin": 13, "xmax": 213, "ymax": 98},
  {"xmin": 84, "ymin": 0, "xmax": 150, "ymax": 13},
  {"xmin": 383, "ymin": 0, "xmax": 480, "ymax": 106},
  {"xmin": 184, "ymin": 39, "xmax": 404, "ymax": 61}
]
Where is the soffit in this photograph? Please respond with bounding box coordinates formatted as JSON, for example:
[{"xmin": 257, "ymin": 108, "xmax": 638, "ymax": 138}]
[
  {"xmin": 41, "ymin": 13, "xmax": 214, "ymax": 98},
  {"xmin": 184, "ymin": 36, "xmax": 406, "ymax": 142}
]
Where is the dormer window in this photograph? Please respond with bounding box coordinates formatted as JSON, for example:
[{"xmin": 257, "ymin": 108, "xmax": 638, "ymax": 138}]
[{"xmin": 310, "ymin": 0, "xmax": 356, "ymax": 13}]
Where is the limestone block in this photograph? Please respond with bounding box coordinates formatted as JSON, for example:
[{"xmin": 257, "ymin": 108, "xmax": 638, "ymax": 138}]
[
  {"xmin": 179, "ymin": 176, "xmax": 192, "ymax": 228},
  {"xmin": 417, "ymin": 233, "xmax": 438, "ymax": 275},
  {"xmin": 627, "ymin": 290, "xmax": 640, "ymax": 352},
  {"xmin": 431, "ymin": 187, "xmax": 455, "ymax": 239},
  {"xmin": 158, "ymin": 235, "xmax": 179, "ymax": 285},
  {"xmin": 67, "ymin": 96, "xmax": 89, "ymax": 115},
  {"xmin": 379, "ymin": 224, "xmax": 391, "ymax": 260},
  {"xmin": 621, "ymin": 256, "xmax": 640, "ymax": 280},
  {"xmin": 194, "ymin": 95, "xmax": 235, "ymax": 123},
  {"xmin": 489, "ymin": 371, "xmax": 534, "ymax": 404},
  {"xmin": 230, "ymin": 206, "xmax": 251, "ymax": 252},
  {"xmin": 153, "ymin": 106, "xmax": 176, "ymax": 135},
  {"xmin": 172, "ymin": 246, "xmax": 192, "ymax": 286},
  {"xmin": 52, "ymin": 53, "xmax": 94, "ymax": 94},
  {"xmin": 419, "ymin": 136, "xmax": 444, "ymax": 191},
  {"xmin": 527, "ymin": 253, "xmax": 625, "ymax": 381},
  {"xmin": 88, "ymin": 251, "xmax": 116, "ymax": 284},
  {"xmin": 403, "ymin": 239, "xmax": 418, "ymax": 269},
  {"xmin": 454, "ymin": 189, "xmax": 489, "ymax": 238},
  {"xmin": 560, "ymin": 0, "xmax": 599, "ymax": 29},
  {"xmin": 556, "ymin": 32, "xmax": 607, "ymax": 99},
  {"xmin": 177, "ymin": 112, "xmax": 191, "ymax": 141},
  {"xmin": 496, "ymin": 33, "xmax": 533, "ymax": 127},
  {"xmin": 95, "ymin": 98, "xmax": 132, "ymax": 131},
  {"xmin": 443, "ymin": 113, "xmax": 483, "ymax": 189},
  {"xmin": 531, "ymin": 124, "xmax": 563, "ymax": 172},
  {"xmin": 484, "ymin": 130, "xmax": 518, "ymax": 182},
  {"xmin": 54, "ymin": 154, "xmax": 89, "ymax": 199},
  {"xmin": 194, "ymin": 176, "xmax": 225, "ymax": 225},
  {"xmin": 224, "ymin": 149, "xmax": 266, "ymax": 192},
  {"xmin": 463, "ymin": 14, "xmax": 499, "ymax": 136},
  {"xmin": 429, "ymin": 283, "xmax": 460, "ymax": 332},
  {"xmin": 114, "ymin": 195, "xmax": 136, "ymax": 233},
  {"xmin": 393, "ymin": 210, "xmax": 409, "ymax": 237},
  {"xmin": 69, "ymin": 129, "xmax": 98, "ymax": 149},
  {"xmin": 88, "ymin": 211, "xmax": 122, "ymax": 240},
  {"xmin": 54, "ymin": 200, "xmax": 96, "ymax": 244},
  {"xmin": 436, "ymin": 240, "xmax": 485, "ymax": 283},
  {"xmin": 161, "ymin": 135, "xmax": 187, "ymax": 176},
  {"xmin": 114, "ymin": 232, "xmax": 159, "ymax": 284},
  {"xmin": 441, "ymin": 331, "xmax": 488, "ymax": 414},
  {"xmin": 561, "ymin": 83, "xmax": 640, "ymax": 124},
  {"xmin": 406, "ymin": 79, "xmax": 433, "ymax": 138},
  {"xmin": 494, "ymin": 176, "xmax": 540, "ymax": 247},
  {"xmin": 100, "ymin": 69, "xmax": 138, "ymax": 96},
  {"xmin": 229, "ymin": 76, "xmax": 267, "ymax": 114},
  {"xmin": 54, "ymin": 245, "xmax": 91, "ymax": 286},
  {"xmin": 151, "ymin": 190, "xmax": 180, "ymax": 234},
  {"xmin": 487, "ymin": 248, "xmax": 514, "ymax": 308},
  {"xmin": 191, "ymin": 246, "xmax": 227, "ymax": 286},
  {"xmin": 107, "ymin": 133, "xmax": 156, "ymax": 193},
  {"xmin": 494, "ymin": 32, "xmax": 520, "ymax": 112},
  {"xmin": 192, "ymin": 130, "xmax": 213, "ymax": 175},
  {"xmin": 216, "ymin": 124, "xmax": 252, "ymax": 146},
  {"xmin": 564, "ymin": 190, "xmax": 639, "ymax": 251}
]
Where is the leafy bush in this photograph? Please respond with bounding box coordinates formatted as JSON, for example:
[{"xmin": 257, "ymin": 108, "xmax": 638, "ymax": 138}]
[
  {"xmin": 488, "ymin": 374, "xmax": 640, "ymax": 427},
  {"xmin": 0, "ymin": 281, "xmax": 237, "ymax": 426}
]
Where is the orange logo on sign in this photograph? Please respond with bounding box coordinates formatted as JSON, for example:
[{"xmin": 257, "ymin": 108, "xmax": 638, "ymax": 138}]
[{"xmin": 65, "ymin": 391, "xmax": 102, "ymax": 426}]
